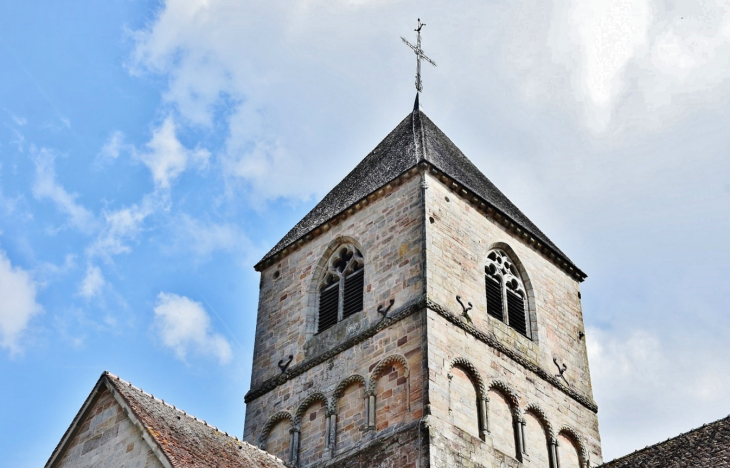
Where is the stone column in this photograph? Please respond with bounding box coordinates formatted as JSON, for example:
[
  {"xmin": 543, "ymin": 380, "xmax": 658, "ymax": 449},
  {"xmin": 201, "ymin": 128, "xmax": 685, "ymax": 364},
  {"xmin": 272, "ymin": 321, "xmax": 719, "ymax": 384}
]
[
  {"xmin": 325, "ymin": 415, "xmax": 331, "ymax": 449},
  {"xmin": 550, "ymin": 439, "xmax": 559, "ymax": 468},
  {"xmin": 514, "ymin": 417, "xmax": 524, "ymax": 461},
  {"xmin": 521, "ymin": 419, "xmax": 527, "ymax": 454},
  {"xmin": 479, "ymin": 397, "xmax": 489, "ymax": 440},
  {"xmin": 329, "ymin": 414, "xmax": 337, "ymax": 452},
  {"xmin": 368, "ymin": 394, "xmax": 376, "ymax": 428},
  {"xmin": 290, "ymin": 428, "xmax": 300, "ymax": 467}
]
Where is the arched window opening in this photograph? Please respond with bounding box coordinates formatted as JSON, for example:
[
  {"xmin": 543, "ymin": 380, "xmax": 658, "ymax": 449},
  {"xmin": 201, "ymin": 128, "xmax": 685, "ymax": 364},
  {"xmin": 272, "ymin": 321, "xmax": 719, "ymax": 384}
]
[
  {"xmin": 488, "ymin": 389, "xmax": 517, "ymax": 458},
  {"xmin": 318, "ymin": 245, "xmax": 364, "ymax": 333},
  {"xmin": 485, "ymin": 250, "xmax": 530, "ymax": 338},
  {"xmin": 557, "ymin": 433, "xmax": 582, "ymax": 468},
  {"xmin": 449, "ymin": 366, "xmax": 480, "ymax": 438},
  {"xmin": 524, "ymin": 413, "xmax": 551, "ymax": 467}
]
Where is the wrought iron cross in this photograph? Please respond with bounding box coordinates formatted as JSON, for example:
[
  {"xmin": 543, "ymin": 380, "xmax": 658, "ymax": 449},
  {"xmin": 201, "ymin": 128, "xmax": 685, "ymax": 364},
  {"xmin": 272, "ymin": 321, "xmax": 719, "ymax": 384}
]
[{"xmin": 401, "ymin": 18, "xmax": 437, "ymax": 93}]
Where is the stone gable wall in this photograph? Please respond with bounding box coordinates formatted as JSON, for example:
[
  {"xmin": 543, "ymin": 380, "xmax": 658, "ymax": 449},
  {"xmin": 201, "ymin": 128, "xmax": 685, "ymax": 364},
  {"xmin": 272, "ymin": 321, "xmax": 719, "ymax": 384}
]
[{"xmin": 54, "ymin": 387, "xmax": 163, "ymax": 468}]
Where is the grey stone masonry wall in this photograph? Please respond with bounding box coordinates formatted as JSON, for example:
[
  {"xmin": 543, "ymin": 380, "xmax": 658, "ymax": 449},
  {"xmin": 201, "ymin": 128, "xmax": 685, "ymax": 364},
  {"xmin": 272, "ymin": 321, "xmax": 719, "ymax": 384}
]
[
  {"xmin": 55, "ymin": 387, "xmax": 163, "ymax": 468},
  {"xmin": 244, "ymin": 175, "xmax": 427, "ymax": 467},
  {"xmin": 423, "ymin": 171, "xmax": 602, "ymax": 467}
]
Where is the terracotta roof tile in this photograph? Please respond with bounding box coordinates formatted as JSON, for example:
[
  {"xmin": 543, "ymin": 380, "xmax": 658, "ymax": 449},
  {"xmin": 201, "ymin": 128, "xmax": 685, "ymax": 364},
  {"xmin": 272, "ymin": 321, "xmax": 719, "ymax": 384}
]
[{"xmin": 105, "ymin": 373, "xmax": 288, "ymax": 468}]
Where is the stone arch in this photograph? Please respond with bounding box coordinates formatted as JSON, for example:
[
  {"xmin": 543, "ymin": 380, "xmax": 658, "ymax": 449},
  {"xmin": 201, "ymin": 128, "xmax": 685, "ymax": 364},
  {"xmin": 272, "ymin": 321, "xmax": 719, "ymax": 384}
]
[
  {"xmin": 449, "ymin": 357, "xmax": 486, "ymax": 398},
  {"xmin": 523, "ymin": 404, "xmax": 553, "ymax": 467},
  {"xmin": 487, "ymin": 379, "xmax": 520, "ymax": 411},
  {"xmin": 331, "ymin": 374, "xmax": 367, "ymax": 454},
  {"xmin": 331, "ymin": 374, "xmax": 366, "ymax": 413},
  {"xmin": 485, "ymin": 242, "xmax": 537, "ymax": 340},
  {"xmin": 525, "ymin": 403, "xmax": 555, "ymax": 440},
  {"xmin": 486, "ymin": 379, "xmax": 522, "ymax": 459},
  {"xmin": 448, "ymin": 357, "xmax": 487, "ymax": 440},
  {"xmin": 258, "ymin": 411, "xmax": 293, "ymax": 449},
  {"xmin": 294, "ymin": 392, "xmax": 330, "ymax": 425},
  {"xmin": 367, "ymin": 353, "xmax": 411, "ymax": 432},
  {"xmin": 367, "ymin": 354, "xmax": 410, "ymax": 395},
  {"xmin": 558, "ymin": 425, "xmax": 588, "ymax": 466}
]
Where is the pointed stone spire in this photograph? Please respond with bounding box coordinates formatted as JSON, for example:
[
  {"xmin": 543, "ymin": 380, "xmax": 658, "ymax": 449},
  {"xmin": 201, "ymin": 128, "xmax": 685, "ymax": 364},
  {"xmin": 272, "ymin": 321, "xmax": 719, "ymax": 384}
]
[{"xmin": 413, "ymin": 93, "xmax": 420, "ymax": 112}]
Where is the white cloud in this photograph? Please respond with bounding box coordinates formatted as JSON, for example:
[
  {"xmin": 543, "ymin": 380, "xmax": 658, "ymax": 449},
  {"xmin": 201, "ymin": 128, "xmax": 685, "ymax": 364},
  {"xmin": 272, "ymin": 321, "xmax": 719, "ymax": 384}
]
[
  {"xmin": 87, "ymin": 194, "xmax": 159, "ymax": 260},
  {"xmin": 78, "ymin": 264, "xmax": 105, "ymax": 299},
  {"xmin": 99, "ymin": 130, "xmax": 126, "ymax": 160},
  {"xmin": 0, "ymin": 248, "xmax": 42, "ymax": 354},
  {"xmin": 153, "ymin": 292, "xmax": 232, "ymax": 364},
  {"xmin": 32, "ymin": 149, "xmax": 96, "ymax": 233},
  {"xmin": 137, "ymin": 116, "xmax": 210, "ymax": 189}
]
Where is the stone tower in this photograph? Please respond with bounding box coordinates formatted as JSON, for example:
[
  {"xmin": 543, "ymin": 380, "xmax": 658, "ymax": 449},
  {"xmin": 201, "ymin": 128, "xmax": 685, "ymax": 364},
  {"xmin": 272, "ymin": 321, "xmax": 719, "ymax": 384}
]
[{"xmin": 243, "ymin": 98, "xmax": 602, "ymax": 468}]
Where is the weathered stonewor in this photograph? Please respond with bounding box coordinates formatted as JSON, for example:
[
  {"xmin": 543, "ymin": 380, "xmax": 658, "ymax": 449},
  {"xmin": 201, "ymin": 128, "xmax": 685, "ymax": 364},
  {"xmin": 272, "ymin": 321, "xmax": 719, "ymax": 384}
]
[{"xmin": 244, "ymin": 102, "xmax": 602, "ymax": 468}]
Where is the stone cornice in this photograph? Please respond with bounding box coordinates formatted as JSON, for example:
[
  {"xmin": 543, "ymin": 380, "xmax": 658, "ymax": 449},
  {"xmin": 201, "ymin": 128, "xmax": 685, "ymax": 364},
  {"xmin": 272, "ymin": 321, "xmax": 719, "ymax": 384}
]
[
  {"xmin": 244, "ymin": 296, "xmax": 598, "ymax": 414},
  {"xmin": 244, "ymin": 297, "xmax": 425, "ymax": 403},
  {"xmin": 426, "ymin": 299, "xmax": 598, "ymax": 413}
]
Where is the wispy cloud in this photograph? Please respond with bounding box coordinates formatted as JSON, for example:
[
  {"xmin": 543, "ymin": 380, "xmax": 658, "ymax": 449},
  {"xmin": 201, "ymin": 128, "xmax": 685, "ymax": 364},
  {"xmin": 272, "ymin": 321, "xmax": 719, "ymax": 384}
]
[
  {"xmin": 98, "ymin": 130, "xmax": 126, "ymax": 160},
  {"xmin": 32, "ymin": 149, "xmax": 96, "ymax": 233},
  {"xmin": 87, "ymin": 193, "xmax": 159, "ymax": 261},
  {"xmin": 153, "ymin": 292, "xmax": 232, "ymax": 364},
  {"xmin": 136, "ymin": 116, "xmax": 210, "ymax": 189},
  {"xmin": 78, "ymin": 264, "xmax": 105, "ymax": 299},
  {"xmin": 0, "ymin": 248, "xmax": 42, "ymax": 355}
]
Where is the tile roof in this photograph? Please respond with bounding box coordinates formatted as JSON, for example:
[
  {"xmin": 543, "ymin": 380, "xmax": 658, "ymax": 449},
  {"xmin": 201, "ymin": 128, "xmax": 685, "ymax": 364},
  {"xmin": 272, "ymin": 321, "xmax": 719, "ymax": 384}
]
[
  {"xmin": 256, "ymin": 98, "xmax": 584, "ymax": 279},
  {"xmin": 600, "ymin": 415, "xmax": 730, "ymax": 468},
  {"xmin": 47, "ymin": 371, "xmax": 288, "ymax": 468}
]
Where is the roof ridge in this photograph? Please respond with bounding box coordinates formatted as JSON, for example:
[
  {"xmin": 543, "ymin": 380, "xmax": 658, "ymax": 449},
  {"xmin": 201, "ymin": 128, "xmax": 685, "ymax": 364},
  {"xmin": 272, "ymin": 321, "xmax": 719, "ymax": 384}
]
[
  {"xmin": 601, "ymin": 413, "xmax": 730, "ymax": 466},
  {"xmin": 103, "ymin": 371, "xmax": 246, "ymax": 443}
]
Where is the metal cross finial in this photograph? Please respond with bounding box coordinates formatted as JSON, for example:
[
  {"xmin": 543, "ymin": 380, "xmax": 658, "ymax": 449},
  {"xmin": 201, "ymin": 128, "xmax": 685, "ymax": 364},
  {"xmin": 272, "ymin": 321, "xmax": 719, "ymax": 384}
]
[{"xmin": 401, "ymin": 18, "xmax": 437, "ymax": 93}]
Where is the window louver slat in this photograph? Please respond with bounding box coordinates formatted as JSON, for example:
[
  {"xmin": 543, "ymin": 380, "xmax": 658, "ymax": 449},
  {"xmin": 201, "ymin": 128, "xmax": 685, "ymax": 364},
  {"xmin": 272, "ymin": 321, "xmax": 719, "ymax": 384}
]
[
  {"xmin": 507, "ymin": 291, "xmax": 527, "ymax": 336},
  {"xmin": 318, "ymin": 284, "xmax": 339, "ymax": 333},
  {"xmin": 485, "ymin": 275, "xmax": 504, "ymax": 321},
  {"xmin": 342, "ymin": 269, "xmax": 364, "ymax": 319}
]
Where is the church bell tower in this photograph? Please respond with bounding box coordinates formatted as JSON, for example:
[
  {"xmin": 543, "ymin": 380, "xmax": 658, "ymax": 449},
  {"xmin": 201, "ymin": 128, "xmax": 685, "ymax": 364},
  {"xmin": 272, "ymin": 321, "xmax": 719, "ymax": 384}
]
[{"xmin": 242, "ymin": 93, "xmax": 602, "ymax": 468}]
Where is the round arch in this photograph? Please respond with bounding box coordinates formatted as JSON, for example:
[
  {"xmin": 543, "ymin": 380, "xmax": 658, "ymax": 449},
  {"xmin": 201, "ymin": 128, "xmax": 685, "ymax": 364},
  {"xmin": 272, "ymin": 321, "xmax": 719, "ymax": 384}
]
[
  {"xmin": 258, "ymin": 411, "xmax": 293, "ymax": 449},
  {"xmin": 557, "ymin": 425, "xmax": 589, "ymax": 467},
  {"xmin": 294, "ymin": 392, "xmax": 331, "ymax": 425}
]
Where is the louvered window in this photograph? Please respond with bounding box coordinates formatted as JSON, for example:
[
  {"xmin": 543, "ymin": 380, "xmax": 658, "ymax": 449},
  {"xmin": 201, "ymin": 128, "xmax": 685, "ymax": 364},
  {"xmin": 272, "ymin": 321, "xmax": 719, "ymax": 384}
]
[
  {"xmin": 506, "ymin": 291, "xmax": 526, "ymax": 336},
  {"xmin": 485, "ymin": 250, "xmax": 530, "ymax": 338},
  {"xmin": 343, "ymin": 269, "xmax": 364, "ymax": 319},
  {"xmin": 318, "ymin": 244, "xmax": 365, "ymax": 333},
  {"xmin": 485, "ymin": 274, "xmax": 504, "ymax": 321}
]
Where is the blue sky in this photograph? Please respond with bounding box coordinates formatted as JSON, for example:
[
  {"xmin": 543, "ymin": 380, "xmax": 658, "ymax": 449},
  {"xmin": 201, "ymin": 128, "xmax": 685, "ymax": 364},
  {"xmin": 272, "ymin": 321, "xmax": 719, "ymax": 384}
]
[{"xmin": 2, "ymin": 1, "xmax": 730, "ymax": 466}]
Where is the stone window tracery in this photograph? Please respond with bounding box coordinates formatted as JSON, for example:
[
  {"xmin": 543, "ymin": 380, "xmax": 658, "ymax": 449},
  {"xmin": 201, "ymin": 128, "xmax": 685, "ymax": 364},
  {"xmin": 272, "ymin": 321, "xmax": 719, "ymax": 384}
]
[
  {"xmin": 485, "ymin": 249, "xmax": 530, "ymax": 338},
  {"xmin": 318, "ymin": 244, "xmax": 364, "ymax": 333}
]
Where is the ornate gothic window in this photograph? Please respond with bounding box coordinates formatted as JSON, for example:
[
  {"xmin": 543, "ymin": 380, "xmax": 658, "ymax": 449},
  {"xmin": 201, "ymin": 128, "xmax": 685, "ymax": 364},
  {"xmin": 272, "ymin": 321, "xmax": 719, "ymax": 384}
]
[
  {"xmin": 485, "ymin": 250, "xmax": 530, "ymax": 337},
  {"xmin": 318, "ymin": 245, "xmax": 364, "ymax": 333}
]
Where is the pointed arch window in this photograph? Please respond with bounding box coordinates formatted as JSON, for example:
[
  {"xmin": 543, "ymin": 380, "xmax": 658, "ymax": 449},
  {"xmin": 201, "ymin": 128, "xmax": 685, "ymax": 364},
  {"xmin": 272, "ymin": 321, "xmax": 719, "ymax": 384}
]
[
  {"xmin": 318, "ymin": 245, "xmax": 364, "ymax": 333},
  {"xmin": 485, "ymin": 249, "xmax": 530, "ymax": 338}
]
